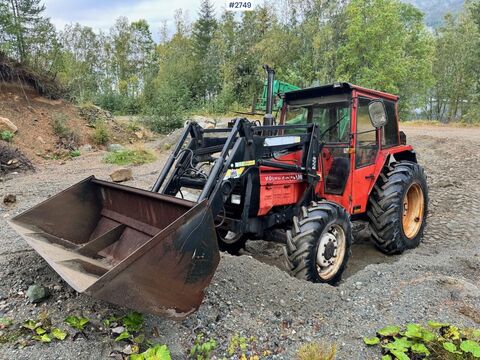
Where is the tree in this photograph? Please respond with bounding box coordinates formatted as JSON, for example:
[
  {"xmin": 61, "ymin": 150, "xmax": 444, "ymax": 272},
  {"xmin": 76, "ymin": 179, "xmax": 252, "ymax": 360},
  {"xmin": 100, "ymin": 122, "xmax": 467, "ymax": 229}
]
[
  {"xmin": 335, "ymin": 0, "xmax": 434, "ymax": 117},
  {"xmin": 0, "ymin": 0, "xmax": 55, "ymax": 65},
  {"xmin": 57, "ymin": 24, "xmax": 102, "ymax": 102},
  {"xmin": 192, "ymin": 0, "xmax": 218, "ymax": 101},
  {"xmin": 431, "ymin": 5, "xmax": 479, "ymax": 122}
]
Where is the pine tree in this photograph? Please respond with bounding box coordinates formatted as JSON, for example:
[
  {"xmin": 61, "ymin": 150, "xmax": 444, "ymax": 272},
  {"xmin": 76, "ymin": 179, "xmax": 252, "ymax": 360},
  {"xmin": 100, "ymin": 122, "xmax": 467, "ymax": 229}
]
[
  {"xmin": 192, "ymin": 0, "xmax": 217, "ymax": 58},
  {"xmin": 192, "ymin": 0, "xmax": 218, "ymax": 100},
  {"xmin": 0, "ymin": 0, "xmax": 52, "ymax": 64}
]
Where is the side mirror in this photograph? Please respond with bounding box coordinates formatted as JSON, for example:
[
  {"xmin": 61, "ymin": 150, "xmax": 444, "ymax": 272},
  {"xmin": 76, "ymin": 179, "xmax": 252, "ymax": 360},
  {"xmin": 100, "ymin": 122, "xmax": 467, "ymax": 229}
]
[{"xmin": 368, "ymin": 100, "xmax": 387, "ymax": 128}]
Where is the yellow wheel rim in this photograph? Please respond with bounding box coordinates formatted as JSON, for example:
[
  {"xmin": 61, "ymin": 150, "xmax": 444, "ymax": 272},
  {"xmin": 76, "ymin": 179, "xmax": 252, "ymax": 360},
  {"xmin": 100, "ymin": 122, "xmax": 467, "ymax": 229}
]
[{"xmin": 402, "ymin": 183, "xmax": 424, "ymax": 239}]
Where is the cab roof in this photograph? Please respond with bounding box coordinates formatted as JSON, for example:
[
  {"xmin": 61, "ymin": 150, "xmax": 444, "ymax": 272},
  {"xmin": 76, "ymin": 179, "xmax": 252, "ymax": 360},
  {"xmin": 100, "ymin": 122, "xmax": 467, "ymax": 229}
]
[{"xmin": 283, "ymin": 82, "xmax": 399, "ymax": 102}]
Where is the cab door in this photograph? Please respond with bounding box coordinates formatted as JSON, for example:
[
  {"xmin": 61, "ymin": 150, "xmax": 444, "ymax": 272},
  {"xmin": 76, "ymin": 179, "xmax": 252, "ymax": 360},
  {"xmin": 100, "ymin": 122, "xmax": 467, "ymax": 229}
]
[{"xmin": 350, "ymin": 95, "xmax": 381, "ymax": 214}]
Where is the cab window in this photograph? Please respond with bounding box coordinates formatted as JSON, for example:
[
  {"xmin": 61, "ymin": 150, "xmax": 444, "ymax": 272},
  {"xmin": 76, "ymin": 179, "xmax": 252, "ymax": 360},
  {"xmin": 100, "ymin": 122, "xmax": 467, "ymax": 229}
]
[
  {"xmin": 355, "ymin": 97, "xmax": 379, "ymax": 168},
  {"xmin": 382, "ymin": 100, "xmax": 399, "ymax": 147}
]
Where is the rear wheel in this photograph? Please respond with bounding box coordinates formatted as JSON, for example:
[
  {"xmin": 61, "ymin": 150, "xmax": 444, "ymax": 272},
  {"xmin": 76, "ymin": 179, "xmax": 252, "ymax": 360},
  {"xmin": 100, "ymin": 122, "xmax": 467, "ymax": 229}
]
[
  {"xmin": 284, "ymin": 201, "xmax": 352, "ymax": 284},
  {"xmin": 216, "ymin": 228, "xmax": 247, "ymax": 254},
  {"xmin": 367, "ymin": 161, "xmax": 428, "ymax": 254}
]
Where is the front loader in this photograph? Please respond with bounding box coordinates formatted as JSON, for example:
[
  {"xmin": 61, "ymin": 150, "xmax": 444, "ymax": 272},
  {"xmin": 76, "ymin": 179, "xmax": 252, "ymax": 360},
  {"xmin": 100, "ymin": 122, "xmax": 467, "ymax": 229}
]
[{"xmin": 9, "ymin": 67, "xmax": 428, "ymax": 318}]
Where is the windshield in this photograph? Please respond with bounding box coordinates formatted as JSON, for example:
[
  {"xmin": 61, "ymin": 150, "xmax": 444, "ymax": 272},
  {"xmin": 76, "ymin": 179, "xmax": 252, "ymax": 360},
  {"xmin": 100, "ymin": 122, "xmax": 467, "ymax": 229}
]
[{"xmin": 286, "ymin": 101, "xmax": 351, "ymax": 143}]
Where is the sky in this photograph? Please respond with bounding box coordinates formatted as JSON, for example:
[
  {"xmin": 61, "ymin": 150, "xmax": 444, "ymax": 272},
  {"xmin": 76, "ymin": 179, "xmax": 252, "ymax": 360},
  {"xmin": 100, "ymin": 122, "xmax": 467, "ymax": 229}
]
[{"xmin": 43, "ymin": 0, "xmax": 230, "ymax": 37}]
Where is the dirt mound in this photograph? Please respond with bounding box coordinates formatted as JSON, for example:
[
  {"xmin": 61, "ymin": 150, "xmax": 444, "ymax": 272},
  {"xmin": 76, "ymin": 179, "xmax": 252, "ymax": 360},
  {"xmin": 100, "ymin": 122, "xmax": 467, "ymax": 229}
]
[
  {"xmin": 0, "ymin": 82, "xmax": 141, "ymax": 166},
  {"xmin": 0, "ymin": 142, "xmax": 34, "ymax": 174},
  {"xmin": 0, "ymin": 52, "xmax": 63, "ymax": 99}
]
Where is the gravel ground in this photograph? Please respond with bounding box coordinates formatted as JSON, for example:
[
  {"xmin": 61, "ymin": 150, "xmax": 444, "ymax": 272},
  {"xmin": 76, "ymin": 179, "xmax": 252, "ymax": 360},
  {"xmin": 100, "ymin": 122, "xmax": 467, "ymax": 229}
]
[{"xmin": 0, "ymin": 124, "xmax": 479, "ymax": 359}]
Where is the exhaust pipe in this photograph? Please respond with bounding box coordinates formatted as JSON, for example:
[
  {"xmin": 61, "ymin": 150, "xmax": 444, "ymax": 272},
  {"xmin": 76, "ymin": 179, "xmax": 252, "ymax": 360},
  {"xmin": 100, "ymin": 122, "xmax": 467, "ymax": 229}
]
[{"xmin": 263, "ymin": 64, "xmax": 275, "ymax": 126}]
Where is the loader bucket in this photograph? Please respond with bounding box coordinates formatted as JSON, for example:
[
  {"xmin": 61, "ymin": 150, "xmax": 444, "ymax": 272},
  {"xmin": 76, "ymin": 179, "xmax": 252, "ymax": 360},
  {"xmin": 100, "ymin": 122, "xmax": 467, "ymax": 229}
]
[{"xmin": 9, "ymin": 176, "xmax": 219, "ymax": 318}]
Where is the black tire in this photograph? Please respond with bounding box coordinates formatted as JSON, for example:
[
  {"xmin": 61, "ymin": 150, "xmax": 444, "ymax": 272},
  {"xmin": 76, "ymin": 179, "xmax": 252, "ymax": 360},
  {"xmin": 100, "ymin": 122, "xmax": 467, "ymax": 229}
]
[
  {"xmin": 216, "ymin": 229, "xmax": 247, "ymax": 254},
  {"xmin": 367, "ymin": 161, "xmax": 428, "ymax": 254},
  {"xmin": 284, "ymin": 201, "xmax": 352, "ymax": 284}
]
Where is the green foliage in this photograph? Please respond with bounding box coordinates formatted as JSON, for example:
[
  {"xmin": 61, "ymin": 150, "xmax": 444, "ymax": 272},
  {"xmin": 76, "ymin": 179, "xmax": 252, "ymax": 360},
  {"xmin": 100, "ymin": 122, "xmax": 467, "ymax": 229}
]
[
  {"xmin": 51, "ymin": 113, "xmax": 79, "ymax": 149},
  {"xmin": 104, "ymin": 149, "xmax": 155, "ymax": 165},
  {"xmin": 431, "ymin": 5, "xmax": 480, "ymax": 123},
  {"xmin": 364, "ymin": 337, "xmax": 381, "ymax": 345},
  {"xmin": 51, "ymin": 327, "xmax": 68, "ymax": 340},
  {"xmin": 115, "ymin": 331, "xmax": 130, "ymax": 342},
  {"xmin": 296, "ymin": 341, "xmax": 337, "ymax": 360},
  {"xmin": 93, "ymin": 121, "xmax": 110, "ymax": 145},
  {"xmin": 190, "ymin": 333, "xmax": 217, "ymax": 359},
  {"xmin": 0, "ymin": 317, "xmax": 12, "ymax": 329},
  {"xmin": 69, "ymin": 149, "xmax": 81, "ymax": 157},
  {"xmin": 122, "ymin": 312, "xmax": 143, "ymax": 332},
  {"xmin": 17, "ymin": 316, "xmax": 69, "ymax": 343},
  {"xmin": 335, "ymin": 0, "xmax": 434, "ymax": 118},
  {"xmin": 64, "ymin": 315, "xmax": 89, "ymax": 331},
  {"xmin": 365, "ymin": 322, "xmax": 480, "ymax": 359},
  {"xmin": 1, "ymin": 130, "xmax": 14, "ymax": 142},
  {"xmin": 1, "ymin": 0, "xmax": 479, "ymax": 126},
  {"xmin": 129, "ymin": 344, "xmax": 171, "ymax": 360}
]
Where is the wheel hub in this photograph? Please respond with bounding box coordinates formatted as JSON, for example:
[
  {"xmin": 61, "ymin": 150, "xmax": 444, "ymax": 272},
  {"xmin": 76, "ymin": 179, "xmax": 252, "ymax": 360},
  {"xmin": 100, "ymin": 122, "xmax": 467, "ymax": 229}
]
[
  {"xmin": 316, "ymin": 229, "xmax": 339, "ymax": 268},
  {"xmin": 402, "ymin": 182, "xmax": 425, "ymax": 239}
]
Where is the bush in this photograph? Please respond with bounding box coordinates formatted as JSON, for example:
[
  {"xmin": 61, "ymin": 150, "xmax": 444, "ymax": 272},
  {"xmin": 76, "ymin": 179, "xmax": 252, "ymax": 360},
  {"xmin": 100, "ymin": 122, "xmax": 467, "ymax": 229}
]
[
  {"xmin": 51, "ymin": 113, "xmax": 79, "ymax": 150},
  {"xmin": 1, "ymin": 131, "xmax": 14, "ymax": 142},
  {"xmin": 93, "ymin": 121, "xmax": 110, "ymax": 145},
  {"xmin": 297, "ymin": 342, "xmax": 337, "ymax": 360},
  {"xmin": 69, "ymin": 150, "xmax": 81, "ymax": 158},
  {"xmin": 104, "ymin": 149, "xmax": 156, "ymax": 166}
]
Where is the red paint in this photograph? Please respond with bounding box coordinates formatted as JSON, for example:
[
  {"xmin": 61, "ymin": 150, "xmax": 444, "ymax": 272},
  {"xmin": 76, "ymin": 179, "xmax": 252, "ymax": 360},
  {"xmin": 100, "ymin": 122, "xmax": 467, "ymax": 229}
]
[{"xmin": 257, "ymin": 86, "xmax": 414, "ymax": 217}]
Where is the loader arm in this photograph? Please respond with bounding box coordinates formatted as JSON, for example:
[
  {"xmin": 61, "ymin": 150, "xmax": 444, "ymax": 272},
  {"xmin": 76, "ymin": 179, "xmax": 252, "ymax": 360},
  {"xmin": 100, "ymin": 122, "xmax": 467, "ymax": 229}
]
[{"xmin": 151, "ymin": 118, "xmax": 322, "ymax": 222}]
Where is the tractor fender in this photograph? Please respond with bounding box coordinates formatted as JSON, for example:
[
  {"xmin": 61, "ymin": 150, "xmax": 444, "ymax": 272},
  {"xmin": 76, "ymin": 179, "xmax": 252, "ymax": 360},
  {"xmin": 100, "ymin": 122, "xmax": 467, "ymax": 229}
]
[
  {"xmin": 392, "ymin": 149, "xmax": 417, "ymax": 163},
  {"xmin": 364, "ymin": 145, "xmax": 417, "ymax": 207}
]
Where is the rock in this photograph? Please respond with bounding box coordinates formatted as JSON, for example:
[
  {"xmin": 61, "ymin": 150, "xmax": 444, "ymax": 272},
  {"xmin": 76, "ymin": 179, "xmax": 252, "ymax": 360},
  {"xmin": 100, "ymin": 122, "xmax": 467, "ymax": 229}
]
[
  {"xmin": 110, "ymin": 168, "xmax": 133, "ymax": 183},
  {"xmin": 107, "ymin": 144, "xmax": 124, "ymax": 152},
  {"xmin": 26, "ymin": 285, "xmax": 49, "ymax": 303},
  {"xmin": 134, "ymin": 131, "xmax": 144, "ymax": 140},
  {"xmin": 111, "ymin": 326, "xmax": 125, "ymax": 335},
  {"xmin": 36, "ymin": 136, "xmax": 45, "ymax": 144},
  {"xmin": 80, "ymin": 144, "xmax": 93, "ymax": 152},
  {"xmin": 0, "ymin": 117, "xmax": 18, "ymax": 133},
  {"xmin": 3, "ymin": 194, "xmax": 16, "ymax": 205}
]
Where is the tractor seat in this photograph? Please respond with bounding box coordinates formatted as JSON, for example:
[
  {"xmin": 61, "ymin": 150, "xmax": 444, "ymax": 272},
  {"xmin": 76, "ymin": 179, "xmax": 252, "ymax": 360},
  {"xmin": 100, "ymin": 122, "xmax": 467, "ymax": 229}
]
[{"xmin": 325, "ymin": 157, "xmax": 349, "ymax": 195}]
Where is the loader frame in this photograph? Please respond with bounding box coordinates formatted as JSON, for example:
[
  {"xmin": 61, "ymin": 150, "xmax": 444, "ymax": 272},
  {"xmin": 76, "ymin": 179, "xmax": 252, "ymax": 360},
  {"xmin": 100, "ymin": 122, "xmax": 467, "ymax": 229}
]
[{"xmin": 152, "ymin": 118, "xmax": 322, "ymax": 237}]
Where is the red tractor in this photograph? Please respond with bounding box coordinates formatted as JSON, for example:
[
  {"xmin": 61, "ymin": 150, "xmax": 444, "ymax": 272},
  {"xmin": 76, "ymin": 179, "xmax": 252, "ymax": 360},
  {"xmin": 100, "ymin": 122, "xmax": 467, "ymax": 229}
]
[{"xmin": 10, "ymin": 66, "xmax": 428, "ymax": 316}]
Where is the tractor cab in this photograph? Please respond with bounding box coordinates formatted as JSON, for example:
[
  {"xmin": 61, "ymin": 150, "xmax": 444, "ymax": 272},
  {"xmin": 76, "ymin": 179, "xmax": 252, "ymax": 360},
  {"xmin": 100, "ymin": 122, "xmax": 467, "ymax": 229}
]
[{"xmin": 281, "ymin": 83, "xmax": 406, "ymax": 214}]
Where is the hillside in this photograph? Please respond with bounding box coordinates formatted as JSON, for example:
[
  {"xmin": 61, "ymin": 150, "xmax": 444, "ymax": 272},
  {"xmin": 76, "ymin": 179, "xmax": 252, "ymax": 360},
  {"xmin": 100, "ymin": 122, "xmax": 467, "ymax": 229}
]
[{"xmin": 0, "ymin": 80, "xmax": 144, "ymax": 175}]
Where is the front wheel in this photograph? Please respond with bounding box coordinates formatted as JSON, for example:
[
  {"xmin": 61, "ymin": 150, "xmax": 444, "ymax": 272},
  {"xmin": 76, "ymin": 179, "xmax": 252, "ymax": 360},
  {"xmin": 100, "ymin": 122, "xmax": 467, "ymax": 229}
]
[
  {"xmin": 216, "ymin": 228, "xmax": 247, "ymax": 255},
  {"xmin": 284, "ymin": 201, "xmax": 352, "ymax": 284}
]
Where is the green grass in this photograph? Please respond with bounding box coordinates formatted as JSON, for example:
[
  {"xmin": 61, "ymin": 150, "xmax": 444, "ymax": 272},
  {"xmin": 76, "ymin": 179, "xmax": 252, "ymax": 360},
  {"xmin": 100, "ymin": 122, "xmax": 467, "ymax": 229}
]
[
  {"xmin": 104, "ymin": 149, "xmax": 156, "ymax": 165},
  {"xmin": 1, "ymin": 130, "xmax": 14, "ymax": 142}
]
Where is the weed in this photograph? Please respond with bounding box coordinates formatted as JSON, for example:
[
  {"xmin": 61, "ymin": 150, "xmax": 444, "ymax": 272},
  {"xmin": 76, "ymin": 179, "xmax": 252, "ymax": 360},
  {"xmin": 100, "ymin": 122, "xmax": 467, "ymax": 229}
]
[
  {"xmin": 93, "ymin": 120, "xmax": 110, "ymax": 145},
  {"xmin": 296, "ymin": 341, "xmax": 337, "ymax": 360},
  {"xmin": 1, "ymin": 130, "xmax": 14, "ymax": 142},
  {"xmin": 190, "ymin": 333, "xmax": 217, "ymax": 359},
  {"xmin": 104, "ymin": 149, "xmax": 155, "ymax": 166},
  {"xmin": 64, "ymin": 315, "xmax": 89, "ymax": 331},
  {"xmin": 130, "ymin": 344, "xmax": 171, "ymax": 360},
  {"xmin": 51, "ymin": 113, "xmax": 79, "ymax": 150},
  {"xmin": 69, "ymin": 150, "xmax": 81, "ymax": 158},
  {"xmin": 364, "ymin": 322, "xmax": 480, "ymax": 359}
]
